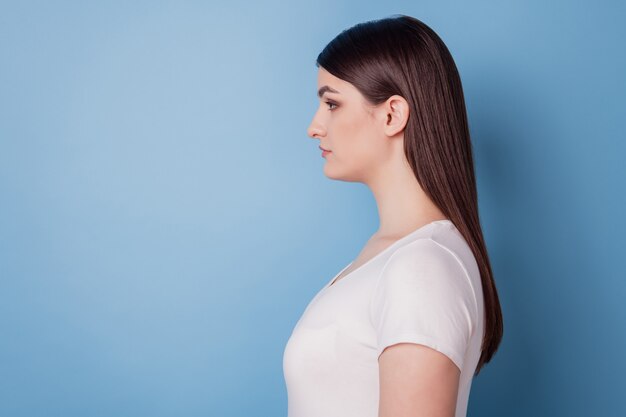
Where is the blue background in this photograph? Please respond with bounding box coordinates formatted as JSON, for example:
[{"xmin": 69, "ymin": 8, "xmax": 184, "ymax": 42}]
[{"xmin": 1, "ymin": 1, "xmax": 625, "ymax": 416}]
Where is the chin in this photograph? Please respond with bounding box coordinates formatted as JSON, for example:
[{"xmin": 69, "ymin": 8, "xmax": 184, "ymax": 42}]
[
  {"xmin": 322, "ymin": 163, "xmax": 341, "ymax": 180},
  {"xmin": 323, "ymin": 164, "xmax": 359, "ymax": 183}
]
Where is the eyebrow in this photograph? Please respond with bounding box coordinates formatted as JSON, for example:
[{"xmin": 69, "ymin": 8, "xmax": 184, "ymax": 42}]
[{"xmin": 318, "ymin": 85, "xmax": 340, "ymax": 98}]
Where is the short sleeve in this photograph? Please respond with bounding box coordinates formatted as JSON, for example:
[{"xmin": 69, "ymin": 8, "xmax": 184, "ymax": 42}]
[{"xmin": 369, "ymin": 238, "xmax": 478, "ymax": 371}]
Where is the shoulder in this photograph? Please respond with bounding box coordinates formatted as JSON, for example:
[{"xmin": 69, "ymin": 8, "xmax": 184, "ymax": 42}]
[
  {"xmin": 370, "ymin": 237, "xmax": 479, "ymax": 324},
  {"xmin": 368, "ymin": 237, "xmax": 480, "ymax": 369},
  {"xmin": 380, "ymin": 237, "xmax": 470, "ymax": 286}
]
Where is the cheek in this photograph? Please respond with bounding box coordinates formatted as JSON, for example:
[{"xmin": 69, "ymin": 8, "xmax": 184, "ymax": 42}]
[{"xmin": 339, "ymin": 118, "xmax": 379, "ymax": 163}]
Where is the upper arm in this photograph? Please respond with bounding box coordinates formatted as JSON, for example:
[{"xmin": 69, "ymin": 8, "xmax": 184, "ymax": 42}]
[
  {"xmin": 378, "ymin": 342, "xmax": 460, "ymax": 417},
  {"xmin": 370, "ymin": 239, "xmax": 477, "ymax": 417}
]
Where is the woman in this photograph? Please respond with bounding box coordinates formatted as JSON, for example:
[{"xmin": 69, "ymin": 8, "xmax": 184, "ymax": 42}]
[{"xmin": 283, "ymin": 14, "xmax": 503, "ymax": 417}]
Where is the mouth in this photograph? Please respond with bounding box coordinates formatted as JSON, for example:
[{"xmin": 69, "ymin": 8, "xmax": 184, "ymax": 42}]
[{"xmin": 319, "ymin": 145, "xmax": 331, "ymax": 152}]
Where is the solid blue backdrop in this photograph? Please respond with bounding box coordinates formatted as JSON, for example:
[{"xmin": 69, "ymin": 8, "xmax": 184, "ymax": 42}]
[{"xmin": 1, "ymin": 1, "xmax": 624, "ymax": 416}]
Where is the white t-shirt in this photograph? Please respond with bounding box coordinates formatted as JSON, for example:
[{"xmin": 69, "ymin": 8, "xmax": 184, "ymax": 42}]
[{"xmin": 282, "ymin": 219, "xmax": 484, "ymax": 417}]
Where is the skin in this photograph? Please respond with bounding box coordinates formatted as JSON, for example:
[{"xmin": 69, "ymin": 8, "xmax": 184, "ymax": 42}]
[{"xmin": 307, "ymin": 67, "xmax": 461, "ymax": 417}]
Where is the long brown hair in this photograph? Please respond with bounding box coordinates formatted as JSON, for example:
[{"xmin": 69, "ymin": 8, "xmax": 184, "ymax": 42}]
[{"xmin": 315, "ymin": 14, "xmax": 503, "ymax": 375}]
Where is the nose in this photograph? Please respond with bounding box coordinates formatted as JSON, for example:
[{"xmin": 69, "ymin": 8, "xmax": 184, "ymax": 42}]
[{"xmin": 307, "ymin": 118, "xmax": 325, "ymax": 140}]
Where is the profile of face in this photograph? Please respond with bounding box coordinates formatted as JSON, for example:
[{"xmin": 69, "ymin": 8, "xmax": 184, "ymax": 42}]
[{"xmin": 307, "ymin": 67, "xmax": 409, "ymax": 183}]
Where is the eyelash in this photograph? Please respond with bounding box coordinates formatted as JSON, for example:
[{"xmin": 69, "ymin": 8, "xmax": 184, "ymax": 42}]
[{"xmin": 325, "ymin": 101, "xmax": 338, "ymax": 110}]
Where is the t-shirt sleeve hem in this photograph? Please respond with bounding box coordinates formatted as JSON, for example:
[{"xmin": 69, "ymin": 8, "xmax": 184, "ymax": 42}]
[{"xmin": 376, "ymin": 333, "xmax": 464, "ymax": 372}]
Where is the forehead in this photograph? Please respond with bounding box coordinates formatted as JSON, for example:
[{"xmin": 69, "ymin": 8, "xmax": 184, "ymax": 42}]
[
  {"xmin": 317, "ymin": 67, "xmax": 341, "ymax": 87},
  {"xmin": 316, "ymin": 67, "xmax": 355, "ymax": 98}
]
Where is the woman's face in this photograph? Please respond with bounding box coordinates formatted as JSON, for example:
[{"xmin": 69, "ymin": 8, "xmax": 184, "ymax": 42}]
[{"xmin": 307, "ymin": 67, "xmax": 392, "ymax": 183}]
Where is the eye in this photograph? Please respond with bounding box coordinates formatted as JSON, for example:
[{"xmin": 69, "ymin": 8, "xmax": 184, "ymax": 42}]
[{"xmin": 325, "ymin": 101, "xmax": 338, "ymax": 110}]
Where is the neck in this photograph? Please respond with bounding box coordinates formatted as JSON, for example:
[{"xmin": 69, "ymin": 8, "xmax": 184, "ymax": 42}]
[{"xmin": 366, "ymin": 157, "xmax": 447, "ymax": 238}]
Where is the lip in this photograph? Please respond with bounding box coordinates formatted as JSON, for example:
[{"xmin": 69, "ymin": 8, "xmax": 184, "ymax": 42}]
[{"xmin": 319, "ymin": 145, "xmax": 331, "ymax": 152}]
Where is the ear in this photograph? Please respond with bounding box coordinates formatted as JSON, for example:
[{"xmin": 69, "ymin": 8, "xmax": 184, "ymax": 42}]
[{"xmin": 382, "ymin": 95, "xmax": 410, "ymax": 137}]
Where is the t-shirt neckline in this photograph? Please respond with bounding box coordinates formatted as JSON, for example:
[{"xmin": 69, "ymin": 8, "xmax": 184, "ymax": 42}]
[{"xmin": 323, "ymin": 219, "xmax": 453, "ymax": 291}]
